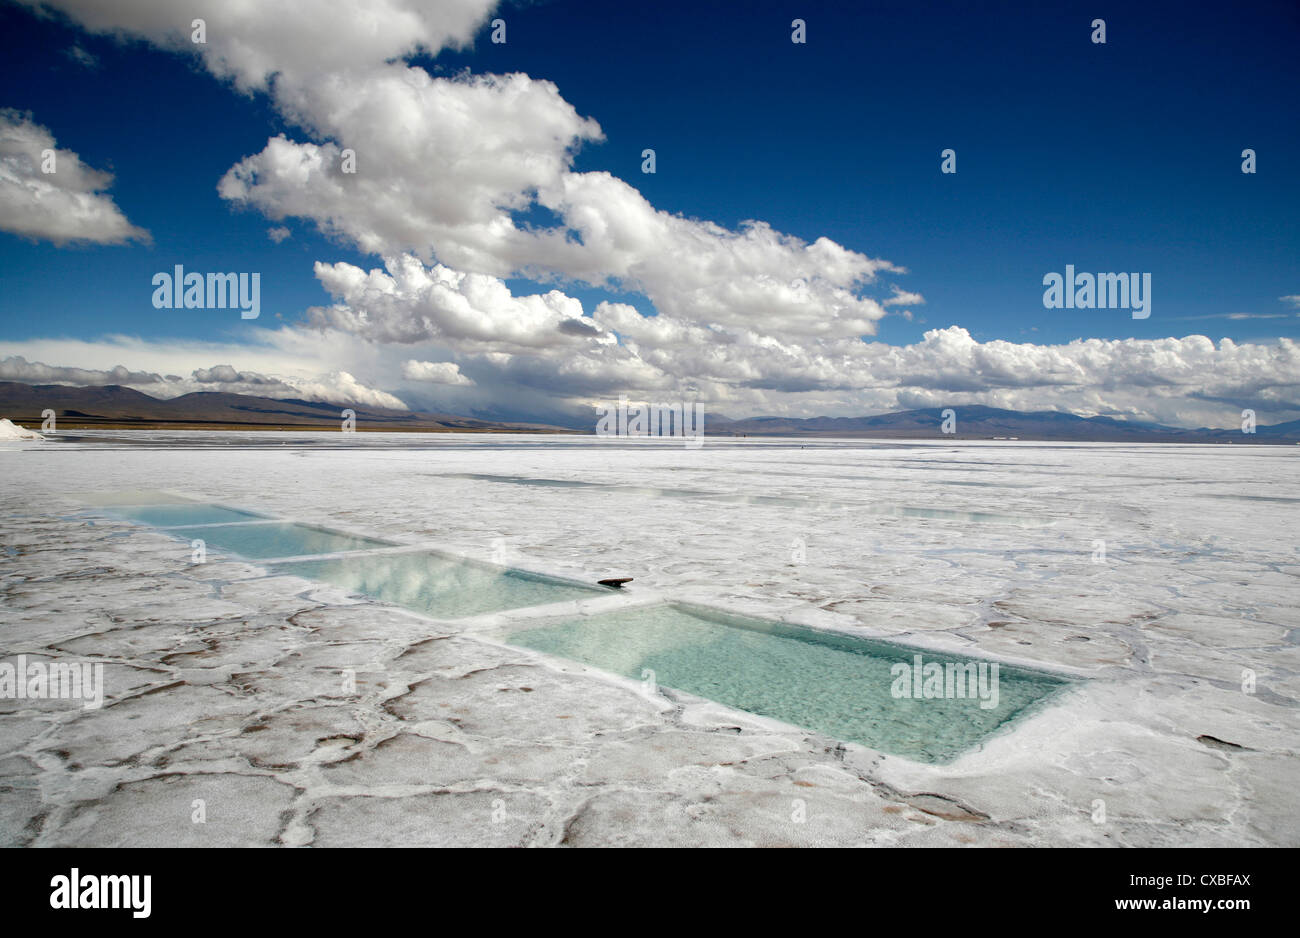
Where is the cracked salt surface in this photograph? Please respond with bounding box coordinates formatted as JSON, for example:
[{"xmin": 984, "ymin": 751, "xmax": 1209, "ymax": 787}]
[{"xmin": 1, "ymin": 432, "xmax": 1298, "ymax": 846}]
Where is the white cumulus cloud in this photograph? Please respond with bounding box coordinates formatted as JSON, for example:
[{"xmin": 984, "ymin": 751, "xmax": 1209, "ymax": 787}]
[
  {"xmin": 401, "ymin": 360, "xmax": 475, "ymax": 386},
  {"xmin": 29, "ymin": 0, "xmax": 903, "ymax": 334},
  {"xmin": 0, "ymin": 109, "xmax": 148, "ymax": 245}
]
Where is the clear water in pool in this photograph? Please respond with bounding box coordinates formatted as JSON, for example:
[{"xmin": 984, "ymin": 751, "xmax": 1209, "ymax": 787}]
[
  {"xmin": 507, "ymin": 603, "xmax": 1070, "ymax": 764},
  {"xmin": 165, "ymin": 521, "xmax": 393, "ymax": 559},
  {"xmin": 105, "ymin": 503, "xmax": 268, "ymax": 527},
  {"xmin": 276, "ymin": 550, "xmax": 607, "ymax": 618}
]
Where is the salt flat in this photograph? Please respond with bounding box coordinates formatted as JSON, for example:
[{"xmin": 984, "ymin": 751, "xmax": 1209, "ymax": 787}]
[{"xmin": 1, "ymin": 432, "xmax": 1297, "ymax": 847}]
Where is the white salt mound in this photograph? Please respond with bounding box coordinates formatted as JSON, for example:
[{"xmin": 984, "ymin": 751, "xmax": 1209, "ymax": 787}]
[{"xmin": 0, "ymin": 418, "xmax": 43, "ymax": 441}]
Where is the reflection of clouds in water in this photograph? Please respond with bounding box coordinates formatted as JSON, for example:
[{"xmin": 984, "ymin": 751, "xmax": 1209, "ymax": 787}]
[
  {"xmin": 106, "ymin": 503, "xmax": 267, "ymax": 526},
  {"xmin": 169, "ymin": 522, "xmax": 389, "ymax": 559},
  {"xmin": 281, "ymin": 552, "xmax": 599, "ymax": 618}
]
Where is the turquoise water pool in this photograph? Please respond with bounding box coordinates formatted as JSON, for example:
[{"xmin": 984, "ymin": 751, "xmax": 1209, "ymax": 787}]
[
  {"xmin": 275, "ymin": 550, "xmax": 607, "ymax": 618},
  {"xmin": 166, "ymin": 521, "xmax": 393, "ymax": 559},
  {"xmin": 105, "ymin": 503, "xmax": 269, "ymax": 527},
  {"xmin": 507, "ymin": 603, "xmax": 1070, "ymax": 764}
]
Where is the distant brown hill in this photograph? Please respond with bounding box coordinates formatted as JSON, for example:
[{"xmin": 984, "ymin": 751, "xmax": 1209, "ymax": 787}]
[
  {"xmin": 704, "ymin": 405, "xmax": 1300, "ymax": 442},
  {"xmin": 4, "ymin": 382, "xmax": 1297, "ymax": 442},
  {"xmin": 0, "ymin": 382, "xmax": 572, "ymax": 433}
]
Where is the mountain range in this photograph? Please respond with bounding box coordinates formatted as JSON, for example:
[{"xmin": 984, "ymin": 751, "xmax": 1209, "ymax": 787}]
[
  {"xmin": 705, "ymin": 405, "xmax": 1300, "ymax": 442},
  {"xmin": 0, "ymin": 381, "xmax": 569, "ymax": 433},
  {"xmin": 1, "ymin": 382, "xmax": 1297, "ymax": 442}
]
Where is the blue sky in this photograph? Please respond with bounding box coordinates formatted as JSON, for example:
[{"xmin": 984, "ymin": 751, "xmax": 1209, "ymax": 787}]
[{"xmin": 0, "ymin": 0, "xmax": 1297, "ymax": 426}]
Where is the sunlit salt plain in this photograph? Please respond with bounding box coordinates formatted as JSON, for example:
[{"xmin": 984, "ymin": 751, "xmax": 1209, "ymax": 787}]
[{"xmin": 1, "ymin": 430, "xmax": 1297, "ymax": 847}]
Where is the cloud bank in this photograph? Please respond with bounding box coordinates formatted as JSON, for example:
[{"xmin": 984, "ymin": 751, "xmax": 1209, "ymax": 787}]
[{"xmin": 0, "ymin": 354, "xmax": 406, "ymax": 410}]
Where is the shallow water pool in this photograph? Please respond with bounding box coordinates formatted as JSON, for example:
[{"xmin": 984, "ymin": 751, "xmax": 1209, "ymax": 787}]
[
  {"xmin": 104, "ymin": 503, "xmax": 269, "ymax": 527},
  {"xmin": 507, "ymin": 603, "xmax": 1070, "ymax": 763},
  {"xmin": 276, "ymin": 550, "xmax": 607, "ymax": 618},
  {"xmin": 166, "ymin": 521, "xmax": 393, "ymax": 559}
]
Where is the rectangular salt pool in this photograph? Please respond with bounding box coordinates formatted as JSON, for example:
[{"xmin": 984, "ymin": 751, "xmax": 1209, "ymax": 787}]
[
  {"xmin": 166, "ymin": 522, "xmax": 394, "ymax": 559},
  {"xmin": 506, "ymin": 604, "xmax": 1070, "ymax": 764},
  {"xmin": 105, "ymin": 503, "xmax": 269, "ymax": 527},
  {"xmin": 275, "ymin": 551, "xmax": 608, "ymax": 619}
]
